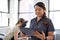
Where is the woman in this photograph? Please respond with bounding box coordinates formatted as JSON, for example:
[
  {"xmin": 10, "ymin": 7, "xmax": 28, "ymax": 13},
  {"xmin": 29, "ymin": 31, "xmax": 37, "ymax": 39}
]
[
  {"xmin": 30, "ymin": 2, "xmax": 55, "ymax": 40},
  {"xmin": 4, "ymin": 18, "xmax": 26, "ymax": 40}
]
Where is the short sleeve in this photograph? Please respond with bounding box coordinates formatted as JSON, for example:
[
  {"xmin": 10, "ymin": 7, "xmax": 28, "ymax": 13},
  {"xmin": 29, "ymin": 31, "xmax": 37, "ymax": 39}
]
[
  {"xmin": 12, "ymin": 26, "xmax": 18, "ymax": 32},
  {"xmin": 47, "ymin": 19, "xmax": 55, "ymax": 32}
]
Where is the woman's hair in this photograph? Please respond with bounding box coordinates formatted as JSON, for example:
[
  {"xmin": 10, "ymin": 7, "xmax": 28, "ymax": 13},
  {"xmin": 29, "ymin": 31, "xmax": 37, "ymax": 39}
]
[
  {"xmin": 34, "ymin": 2, "xmax": 48, "ymax": 26},
  {"xmin": 34, "ymin": 2, "xmax": 46, "ymax": 10},
  {"xmin": 16, "ymin": 18, "xmax": 25, "ymax": 25}
]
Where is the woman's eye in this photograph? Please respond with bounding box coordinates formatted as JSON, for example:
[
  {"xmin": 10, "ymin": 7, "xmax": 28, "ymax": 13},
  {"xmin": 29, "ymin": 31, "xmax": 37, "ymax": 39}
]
[
  {"xmin": 39, "ymin": 9, "xmax": 41, "ymax": 11},
  {"xmin": 35, "ymin": 9, "xmax": 41, "ymax": 12}
]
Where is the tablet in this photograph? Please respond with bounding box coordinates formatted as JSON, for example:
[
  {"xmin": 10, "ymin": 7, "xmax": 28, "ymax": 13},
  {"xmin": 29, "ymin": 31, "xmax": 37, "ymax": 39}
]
[
  {"xmin": 20, "ymin": 28, "xmax": 34, "ymax": 36},
  {"xmin": 20, "ymin": 21, "xmax": 28, "ymax": 28},
  {"xmin": 20, "ymin": 28, "xmax": 42, "ymax": 36}
]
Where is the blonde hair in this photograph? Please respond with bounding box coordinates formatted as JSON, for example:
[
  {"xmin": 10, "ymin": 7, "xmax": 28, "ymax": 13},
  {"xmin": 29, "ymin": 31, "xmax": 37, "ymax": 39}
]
[{"xmin": 16, "ymin": 18, "xmax": 25, "ymax": 25}]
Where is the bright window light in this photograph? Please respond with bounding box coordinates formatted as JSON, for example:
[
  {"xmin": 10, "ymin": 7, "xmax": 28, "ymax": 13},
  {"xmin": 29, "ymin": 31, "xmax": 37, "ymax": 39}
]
[
  {"xmin": 49, "ymin": 12, "xmax": 60, "ymax": 29},
  {"xmin": 19, "ymin": 13, "xmax": 36, "ymax": 28},
  {"xmin": 0, "ymin": 0, "xmax": 8, "ymax": 12},
  {"xmin": 20, "ymin": 0, "xmax": 34, "ymax": 12},
  {"xmin": 50, "ymin": 0, "xmax": 60, "ymax": 10},
  {"xmin": 1, "ymin": 13, "xmax": 8, "ymax": 26}
]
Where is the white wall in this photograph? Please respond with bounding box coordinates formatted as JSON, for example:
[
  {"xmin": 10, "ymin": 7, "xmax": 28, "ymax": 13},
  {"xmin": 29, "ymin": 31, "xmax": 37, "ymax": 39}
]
[{"xmin": 9, "ymin": 0, "xmax": 18, "ymax": 29}]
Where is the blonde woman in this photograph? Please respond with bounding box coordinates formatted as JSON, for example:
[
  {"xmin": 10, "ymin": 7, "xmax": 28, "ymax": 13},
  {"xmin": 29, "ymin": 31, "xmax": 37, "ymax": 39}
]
[{"xmin": 4, "ymin": 18, "xmax": 26, "ymax": 40}]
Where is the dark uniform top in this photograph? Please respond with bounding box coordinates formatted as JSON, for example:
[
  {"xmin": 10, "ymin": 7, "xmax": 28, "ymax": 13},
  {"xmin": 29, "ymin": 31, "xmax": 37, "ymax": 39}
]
[{"xmin": 30, "ymin": 17, "xmax": 55, "ymax": 40}]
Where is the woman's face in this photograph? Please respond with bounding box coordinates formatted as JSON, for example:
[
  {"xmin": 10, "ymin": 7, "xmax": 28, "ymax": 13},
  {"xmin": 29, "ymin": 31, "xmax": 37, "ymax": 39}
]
[{"xmin": 34, "ymin": 5, "xmax": 45, "ymax": 17}]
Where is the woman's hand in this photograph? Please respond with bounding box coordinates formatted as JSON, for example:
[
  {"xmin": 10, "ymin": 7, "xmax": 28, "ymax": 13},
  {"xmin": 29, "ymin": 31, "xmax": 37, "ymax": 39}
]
[
  {"xmin": 46, "ymin": 32, "xmax": 54, "ymax": 40},
  {"xmin": 47, "ymin": 36, "xmax": 53, "ymax": 40},
  {"xmin": 33, "ymin": 31, "xmax": 45, "ymax": 40},
  {"xmin": 20, "ymin": 32, "xmax": 28, "ymax": 37}
]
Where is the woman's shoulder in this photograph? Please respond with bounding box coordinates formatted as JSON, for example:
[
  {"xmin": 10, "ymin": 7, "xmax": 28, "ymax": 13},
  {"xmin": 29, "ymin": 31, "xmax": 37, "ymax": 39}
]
[
  {"xmin": 11, "ymin": 25, "xmax": 19, "ymax": 32},
  {"xmin": 44, "ymin": 17, "xmax": 52, "ymax": 21},
  {"xmin": 44, "ymin": 18, "xmax": 53, "ymax": 24},
  {"xmin": 12, "ymin": 25, "xmax": 17, "ymax": 29},
  {"xmin": 31, "ymin": 18, "xmax": 36, "ymax": 21}
]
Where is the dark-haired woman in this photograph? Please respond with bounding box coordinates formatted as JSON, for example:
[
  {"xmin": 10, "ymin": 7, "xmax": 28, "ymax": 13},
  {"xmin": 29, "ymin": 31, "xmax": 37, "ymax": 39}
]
[{"xmin": 30, "ymin": 2, "xmax": 55, "ymax": 40}]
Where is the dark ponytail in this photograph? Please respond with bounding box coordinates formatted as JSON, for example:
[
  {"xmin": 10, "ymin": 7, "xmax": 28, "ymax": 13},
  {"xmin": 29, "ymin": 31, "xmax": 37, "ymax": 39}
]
[
  {"xmin": 42, "ymin": 12, "xmax": 48, "ymax": 26},
  {"xmin": 16, "ymin": 18, "xmax": 25, "ymax": 25},
  {"xmin": 42, "ymin": 12, "xmax": 47, "ymax": 18}
]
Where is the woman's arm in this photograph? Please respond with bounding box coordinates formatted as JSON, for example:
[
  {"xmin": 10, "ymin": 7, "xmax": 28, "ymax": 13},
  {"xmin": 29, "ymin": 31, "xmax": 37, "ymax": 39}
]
[
  {"xmin": 33, "ymin": 31, "xmax": 54, "ymax": 40},
  {"xmin": 33, "ymin": 31, "xmax": 45, "ymax": 40},
  {"xmin": 14, "ymin": 31, "xmax": 18, "ymax": 40},
  {"xmin": 46, "ymin": 32, "xmax": 54, "ymax": 40},
  {"xmin": 46, "ymin": 19, "xmax": 55, "ymax": 40},
  {"xmin": 20, "ymin": 32, "xmax": 28, "ymax": 37}
]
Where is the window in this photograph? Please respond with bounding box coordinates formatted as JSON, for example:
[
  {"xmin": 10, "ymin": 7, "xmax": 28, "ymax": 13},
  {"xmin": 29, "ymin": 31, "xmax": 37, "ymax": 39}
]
[
  {"xmin": 0, "ymin": 13, "xmax": 1, "ymax": 26},
  {"xmin": 0, "ymin": 0, "xmax": 8, "ymax": 12},
  {"xmin": 1, "ymin": 13, "xmax": 8, "ymax": 26},
  {"xmin": 19, "ymin": 0, "xmax": 49, "ymax": 28},
  {"xmin": 19, "ymin": 0, "xmax": 35, "ymax": 28},
  {"xmin": 49, "ymin": 12, "xmax": 60, "ymax": 29},
  {"xmin": 50, "ymin": 0, "xmax": 60, "ymax": 10},
  {"xmin": 0, "ymin": 0, "xmax": 9, "ymax": 27},
  {"xmin": 19, "ymin": 0, "xmax": 34, "ymax": 12},
  {"xmin": 49, "ymin": 0, "xmax": 60, "ymax": 29},
  {"xmin": 19, "ymin": 13, "xmax": 35, "ymax": 28}
]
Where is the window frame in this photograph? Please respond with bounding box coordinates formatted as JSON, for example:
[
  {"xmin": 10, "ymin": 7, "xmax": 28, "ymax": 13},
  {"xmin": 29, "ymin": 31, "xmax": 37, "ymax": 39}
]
[{"xmin": 0, "ymin": 0, "xmax": 10, "ymax": 27}]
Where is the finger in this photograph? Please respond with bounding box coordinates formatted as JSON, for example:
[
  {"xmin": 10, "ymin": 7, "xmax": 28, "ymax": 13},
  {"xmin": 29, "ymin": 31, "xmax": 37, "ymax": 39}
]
[
  {"xmin": 33, "ymin": 31, "xmax": 37, "ymax": 35},
  {"xmin": 35, "ymin": 31, "xmax": 42, "ymax": 36},
  {"xmin": 33, "ymin": 31, "xmax": 38, "ymax": 37},
  {"xmin": 33, "ymin": 31, "xmax": 43, "ymax": 39},
  {"xmin": 42, "ymin": 31, "xmax": 45, "ymax": 35},
  {"xmin": 42, "ymin": 31, "xmax": 45, "ymax": 38},
  {"xmin": 20, "ymin": 32, "xmax": 26, "ymax": 37},
  {"xmin": 47, "ymin": 36, "xmax": 53, "ymax": 40}
]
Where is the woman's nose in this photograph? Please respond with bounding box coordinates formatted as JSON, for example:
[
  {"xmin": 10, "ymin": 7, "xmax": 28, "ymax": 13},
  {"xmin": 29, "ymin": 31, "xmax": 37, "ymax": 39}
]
[{"xmin": 36, "ymin": 10, "xmax": 39, "ymax": 13}]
